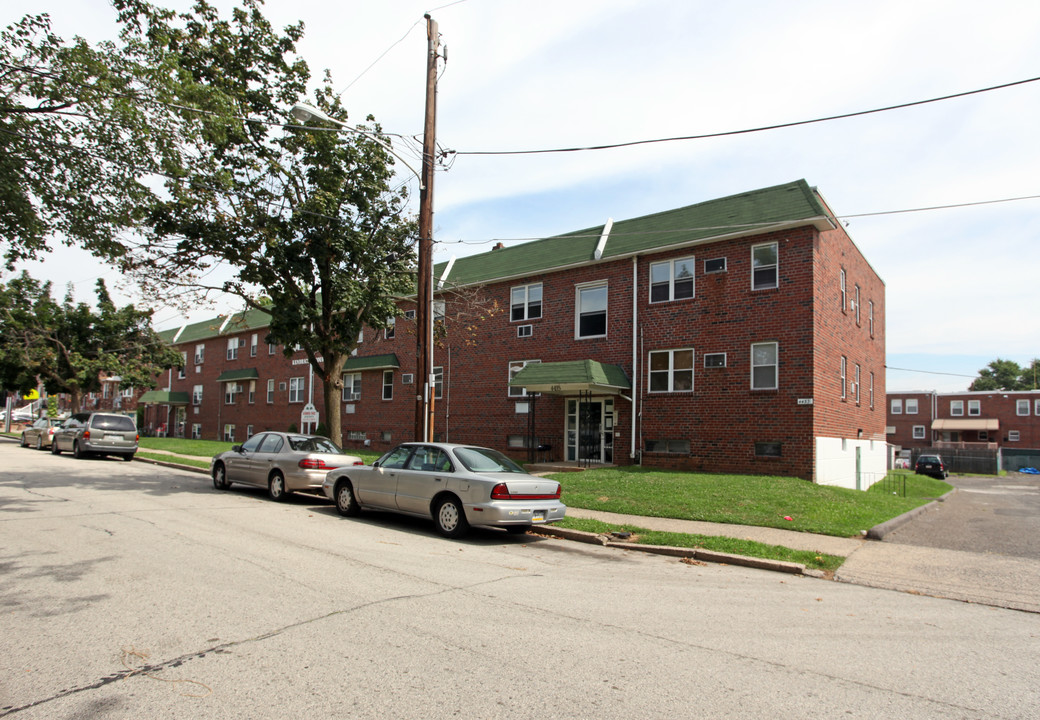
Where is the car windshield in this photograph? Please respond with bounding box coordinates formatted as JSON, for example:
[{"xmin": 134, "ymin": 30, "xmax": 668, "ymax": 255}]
[
  {"xmin": 92, "ymin": 415, "xmax": 136, "ymax": 431},
  {"xmin": 287, "ymin": 435, "xmax": 342, "ymax": 454},
  {"xmin": 453, "ymin": 447, "xmax": 525, "ymax": 474}
]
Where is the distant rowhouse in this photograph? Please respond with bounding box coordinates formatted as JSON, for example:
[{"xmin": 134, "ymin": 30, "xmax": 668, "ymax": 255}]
[{"xmin": 142, "ymin": 180, "xmax": 885, "ymax": 488}]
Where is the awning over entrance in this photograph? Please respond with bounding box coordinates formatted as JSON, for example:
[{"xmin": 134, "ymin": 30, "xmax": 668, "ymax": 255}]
[
  {"xmin": 343, "ymin": 353, "xmax": 400, "ymax": 371},
  {"xmin": 931, "ymin": 418, "xmax": 999, "ymax": 431},
  {"xmin": 216, "ymin": 368, "xmax": 259, "ymax": 383},
  {"xmin": 138, "ymin": 390, "xmax": 190, "ymax": 405},
  {"xmin": 509, "ymin": 359, "xmax": 631, "ymax": 395}
]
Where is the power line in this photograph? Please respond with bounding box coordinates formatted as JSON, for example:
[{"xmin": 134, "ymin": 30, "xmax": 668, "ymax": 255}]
[
  {"xmin": 886, "ymin": 366, "xmax": 978, "ymax": 379},
  {"xmin": 450, "ymin": 75, "xmax": 1040, "ymax": 156}
]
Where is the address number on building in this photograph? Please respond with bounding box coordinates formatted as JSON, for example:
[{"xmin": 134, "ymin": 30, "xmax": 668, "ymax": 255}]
[
  {"xmin": 550, "ymin": 385, "xmax": 562, "ymax": 392},
  {"xmin": 797, "ymin": 398, "xmax": 814, "ymax": 405}
]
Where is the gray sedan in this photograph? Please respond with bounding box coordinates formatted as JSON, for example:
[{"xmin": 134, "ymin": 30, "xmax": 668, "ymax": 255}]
[
  {"xmin": 322, "ymin": 442, "xmax": 567, "ymax": 537},
  {"xmin": 211, "ymin": 432, "xmax": 363, "ymax": 501},
  {"xmin": 20, "ymin": 418, "xmax": 62, "ymax": 450}
]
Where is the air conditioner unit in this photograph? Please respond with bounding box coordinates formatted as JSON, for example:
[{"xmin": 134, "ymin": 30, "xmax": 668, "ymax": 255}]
[
  {"xmin": 194, "ymin": 354, "xmax": 203, "ymax": 364},
  {"xmin": 402, "ymin": 373, "xmax": 415, "ymax": 385},
  {"xmin": 349, "ymin": 393, "xmax": 361, "ymax": 401}
]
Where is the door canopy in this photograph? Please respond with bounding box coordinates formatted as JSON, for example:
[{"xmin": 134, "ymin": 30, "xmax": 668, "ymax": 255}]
[{"xmin": 509, "ymin": 359, "xmax": 631, "ymax": 396}]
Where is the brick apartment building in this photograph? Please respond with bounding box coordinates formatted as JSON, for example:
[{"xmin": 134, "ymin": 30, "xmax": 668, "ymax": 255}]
[
  {"xmin": 887, "ymin": 388, "xmax": 1040, "ymax": 460},
  {"xmin": 144, "ymin": 180, "xmax": 886, "ymax": 488}
]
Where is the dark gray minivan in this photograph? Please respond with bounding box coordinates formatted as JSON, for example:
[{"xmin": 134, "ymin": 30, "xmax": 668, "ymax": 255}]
[{"xmin": 52, "ymin": 412, "xmax": 138, "ymax": 461}]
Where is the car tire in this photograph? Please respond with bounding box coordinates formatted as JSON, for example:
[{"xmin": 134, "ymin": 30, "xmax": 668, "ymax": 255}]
[
  {"xmin": 505, "ymin": 525, "xmax": 531, "ymax": 535},
  {"xmin": 73, "ymin": 441, "xmax": 87, "ymax": 459},
  {"xmin": 433, "ymin": 495, "xmax": 469, "ymax": 538},
  {"xmin": 51, "ymin": 440, "xmax": 61, "ymax": 455},
  {"xmin": 268, "ymin": 472, "xmax": 290, "ymax": 502},
  {"xmin": 35, "ymin": 436, "xmax": 43, "ymax": 451},
  {"xmin": 122, "ymin": 454, "xmax": 134, "ymax": 462},
  {"xmin": 212, "ymin": 463, "xmax": 230, "ymax": 490},
  {"xmin": 334, "ymin": 480, "xmax": 361, "ymax": 517},
  {"xmin": 20, "ymin": 434, "xmax": 29, "ymax": 448}
]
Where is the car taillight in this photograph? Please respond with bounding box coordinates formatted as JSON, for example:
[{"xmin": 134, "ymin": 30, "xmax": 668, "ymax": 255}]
[
  {"xmin": 83, "ymin": 430, "xmax": 90, "ymax": 439},
  {"xmin": 298, "ymin": 458, "xmax": 330, "ymax": 469},
  {"xmin": 491, "ymin": 483, "xmax": 562, "ymax": 500},
  {"xmin": 352, "ymin": 460, "xmax": 365, "ymax": 466}
]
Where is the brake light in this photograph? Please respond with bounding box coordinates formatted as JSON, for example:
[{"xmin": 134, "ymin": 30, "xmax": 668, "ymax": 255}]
[
  {"xmin": 490, "ymin": 483, "xmax": 562, "ymax": 500},
  {"xmin": 298, "ymin": 458, "xmax": 330, "ymax": 470},
  {"xmin": 83, "ymin": 430, "xmax": 90, "ymax": 440},
  {"xmin": 352, "ymin": 460, "xmax": 365, "ymax": 466}
]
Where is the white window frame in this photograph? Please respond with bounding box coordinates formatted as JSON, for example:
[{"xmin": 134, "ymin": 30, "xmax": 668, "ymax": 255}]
[
  {"xmin": 854, "ymin": 363, "xmax": 861, "ymax": 404},
  {"xmin": 868, "ymin": 300, "xmax": 875, "ymax": 338},
  {"xmin": 649, "ymin": 256, "xmax": 695, "ymax": 303},
  {"xmin": 510, "ymin": 283, "xmax": 543, "ymax": 322},
  {"xmin": 508, "ymin": 359, "xmax": 541, "ymax": 397},
  {"xmin": 905, "ymin": 398, "xmax": 918, "ymax": 414},
  {"xmin": 192, "ymin": 385, "xmax": 203, "ymax": 406},
  {"xmin": 433, "ymin": 300, "xmax": 446, "ymax": 322},
  {"xmin": 432, "ymin": 365, "xmax": 444, "ymax": 400},
  {"xmin": 750, "ymin": 342, "xmax": 778, "ymax": 390},
  {"xmin": 194, "ymin": 344, "xmax": 205, "ymax": 364},
  {"xmin": 191, "ymin": 423, "xmax": 201, "ymax": 440},
  {"xmin": 869, "ymin": 372, "xmax": 875, "ymax": 409},
  {"xmin": 288, "ymin": 377, "xmax": 305, "ymax": 404},
  {"xmin": 890, "ymin": 398, "xmax": 902, "ymax": 414},
  {"xmin": 575, "ymin": 282, "xmax": 608, "ymax": 339},
  {"xmin": 912, "ymin": 425, "xmax": 926, "ymax": 440},
  {"xmin": 248, "ymin": 380, "xmax": 256, "ymax": 405},
  {"xmin": 223, "ymin": 424, "xmax": 235, "ymax": 443},
  {"xmin": 382, "ymin": 370, "xmax": 394, "ymax": 400},
  {"xmin": 840, "ymin": 356, "xmax": 847, "ymax": 400},
  {"xmin": 951, "ymin": 400, "xmax": 964, "ymax": 416},
  {"xmin": 249, "ymin": 333, "xmax": 258, "ymax": 357},
  {"xmin": 385, "ymin": 317, "xmax": 395, "ymax": 340},
  {"xmin": 703, "ymin": 352, "xmax": 726, "ymax": 368},
  {"xmin": 227, "ymin": 337, "xmax": 239, "ymax": 361},
  {"xmin": 267, "ymin": 379, "xmax": 275, "ymax": 404},
  {"xmin": 1017, "ymin": 399, "xmax": 1029, "ymax": 416},
  {"xmin": 840, "ymin": 268, "xmax": 847, "ymax": 311},
  {"xmin": 224, "ymin": 382, "xmax": 241, "ymax": 405},
  {"xmin": 268, "ymin": 342, "xmax": 276, "ymax": 356},
  {"xmin": 178, "ymin": 352, "xmax": 187, "ymax": 379},
  {"xmin": 342, "ymin": 372, "xmax": 362, "ymax": 402},
  {"xmin": 648, "ymin": 348, "xmax": 694, "ymax": 393},
  {"xmin": 968, "ymin": 399, "xmax": 981, "ymax": 416},
  {"xmin": 1036, "ymin": 399, "xmax": 1040, "ymax": 416},
  {"xmin": 854, "ymin": 284, "xmax": 861, "ymax": 325},
  {"xmin": 751, "ymin": 242, "xmax": 778, "ymax": 291}
]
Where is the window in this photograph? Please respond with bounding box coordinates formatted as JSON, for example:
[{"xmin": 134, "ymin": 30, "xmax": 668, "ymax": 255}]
[
  {"xmin": 968, "ymin": 399, "xmax": 980, "ymax": 416},
  {"xmin": 576, "ymin": 283, "xmax": 607, "ymax": 338},
  {"xmin": 649, "ymin": 349, "xmax": 694, "ymax": 393},
  {"xmin": 703, "ymin": 353, "xmax": 726, "ymax": 368},
  {"xmin": 191, "ymin": 423, "xmax": 201, "ymax": 440},
  {"xmin": 854, "ymin": 285, "xmax": 861, "ymax": 325},
  {"xmin": 951, "ymin": 400, "xmax": 964, "ymax": 416},
  {"xmin": 891, "ymin": 399, "xmax": 902, "ymax": 414},
  {"xmin": 433, "ymin": 300, "xmax": 445, "ymax": 322},
  {"xmin": 840, "ymin": 356, "xmax": 847, "ymax": 400},
  {"xmin": 192, "ymin": 385, "xmax": 203, "ymax": 406},
  {"xmin": 649, "ymin": 257, "xmax": 694, "ymax": 303},
  {"xmin": 704, "ymin": 257, "xmax": 726, "ymax": 274},
  {"xmin": 249, "ymin": 333, "xmax": 257, "ymax": 357},
  {"xmin": 121, "ymin": 385, "xmax": 134, "ymax": 398},
  {"xmin": 103, "ymin": 384, "xmax": 110, "ymax": 399},
  {"xmin": 978, "ymin": 431, "xmax": 989, "ymax": 441},
  {"xmin": 268, "ymin": 342, "xmax": 276, "ymax": 356},
  {"xmin": 508, "ymin": 359, "xmax": 541, "ymax": 397},
  {"xmin": 342, "ymin": 373, "xmax": 361, "ymax": 402},
  {"xmin": 751, "ymin": 342, "xmax": 778, "ymax": 390},
  {"xmin": 913, "ymin": 426, "xmax": 926, "ymax": 440},
  {"xmin": 517, "ymin": 324, "xmax": 533, "ymax": 338},
  {"xmin": 194, "ymin": 344, "xmax": 205, "ymax": 364},
  {"xmin": 840, "ymin": 268, "xmax": 847, "ymax": 311},
  {"xmin": 511, "ymin": 283, "xmax": 543, "ymax": 321},
  {"xmin": 905, "ymin": 398, "xmax": 918, "ymax": 414},
  {"xmin": 754, "ymin": 442, "xmax": 782, "ymax": 457},
  {"xmin": 248, "ymin": 380, "xmax": 256, "ymax": 405},
  {"xmin": 288, "ymin": 377, "xmax": 305, "ymax": 403},
  {"xmin": 402, "ymin": 373, "xmax": 414, "ymax": 385},
  {"xmin": 645, "ymin": 439, "xmax": 690, "ymax": 454},
  {"xmin": 869, "ymin": 372, "xmax": 875, "ymax": 409},
  {"xmin": 227, "ymin": 337, "xmax": 239, "ymax": 361},
  {"xmin": 1017, "ymin": 399, "xmax": 1030, "ymax": 416},
  {"xmin": 854, "ymin": 364, "xmax": 861, "ymax": 404},
  {"xmin": 246, "ymin": 424, "xmax": 254, "ymax": 439},
  {"xmin": 751, "ymin": 243, "xmax": 778, "ymax": 290},
  {"xmin": 178, "ymin": 352, "xmax": 187, "ymax": 379},
  {"xmin": 385, "ymin": 317, "xmax": 395, "ymax": 339},
  {"xmin": 224, "ymin": 382, "xmax": 241, "ymax": 405},
  {"xmin": 404, "ymin": 309, "xmax": 416, "ymax": 320},
  {"xmin": 1009, "ymin": 430, "xmax": 1020, "ymax": 442},
  {"xmin": 1036, "ymin": 399, "xmax": 1040, "ymax": 416},
  {"xmin": 267, "ymin": 379, "xmax": 275, "ymax": 404},
  {"xmin": 868, "ymin": 300, "xmax": 875, "ymax": 337},
  {"xmin": 433, "ymin": 366, "xmax": 444, "ymax": 400},
  {"xmin": 223, "ymin": 424, "xmax": 235, "ymax": 443},
  {"xmin": 382, "ymin": 370, "xmax": 394, "ymax": 400}
]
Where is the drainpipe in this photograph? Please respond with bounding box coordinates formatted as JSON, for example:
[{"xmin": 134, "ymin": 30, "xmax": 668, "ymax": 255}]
[{"xmin": 631, "ymin": 256, "xmax": 639, "ymax": 460}]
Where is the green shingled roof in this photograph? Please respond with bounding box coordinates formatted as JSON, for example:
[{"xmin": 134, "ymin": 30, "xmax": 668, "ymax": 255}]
[
  {"xmin": 509, "ymin": 360, "xmax": 631, "ymax": 394},
  {"xmin": 138, "ymin": 390, "xmax": 190, "ymax": 405},
  {"xmin": 216, "ymin": 368, "xmax": 259, "ymax": 382},
  {"xmin": 436, "ymin": 179, "xmax": 830, "ymax": 287},
  {"xmin": 343, "ymin": 353, "xmax": 400, "ymax": 371}
]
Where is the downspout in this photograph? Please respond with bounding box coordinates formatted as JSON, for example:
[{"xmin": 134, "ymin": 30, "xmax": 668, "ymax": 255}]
[{"xmin": 631, "ymin": 255, "xmax": 639, "ymax": 460}]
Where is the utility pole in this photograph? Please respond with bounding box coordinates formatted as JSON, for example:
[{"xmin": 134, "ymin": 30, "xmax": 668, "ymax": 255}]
[{"xmin": 414, "ymin": 14, "xmax": 439, "ymax": 442}]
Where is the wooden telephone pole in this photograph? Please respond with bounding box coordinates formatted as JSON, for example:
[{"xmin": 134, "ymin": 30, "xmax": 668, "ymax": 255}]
[{"xmin": 414, "ymin": 14, "xmax": 439, "ymax": 442}]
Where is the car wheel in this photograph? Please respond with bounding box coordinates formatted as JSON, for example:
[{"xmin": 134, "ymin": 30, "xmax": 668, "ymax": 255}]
[
  {"xmin": 20, "ymin": 434, "xmax": 29, "ymax": 448},
  {"xmin": 505, "ymin": 525, "xmax": 531, "ymax": 535},
  {"xmin": 35, "ymin": 436, "xmax": 43, "ymax": 451},
  {"xmin": 268, "ymin": 472, "xmax": 290, "ymax": 502},
  {"xmin": 335, "ymin": 480, "xmax": 361, "ymax": 517},
  {"xmin": 73, "ymin": 441, "xmax": 87, "ymax": 459},
  {"xmin": 212, "ymin": 463, "xmax": 229, "ymax": 490},
  {"xmin": 51, "ymin": 440, "xmax": 61, "ymax": 455},
  {"xmin": 122, "ymin": 454, "xmax": 134, "ymax": 462},
  {"xmin": 433, "ymin": 495, "xmax": 469, "ymax": 538}
]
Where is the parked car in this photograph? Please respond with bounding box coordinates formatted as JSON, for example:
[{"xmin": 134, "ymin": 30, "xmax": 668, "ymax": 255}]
[
  {"xmin": 51, "ymin": 412, "xmax": 138, "ymax": 461},
  {"xmin": 20, "ymin": 417, "xmax": 63, "ymax": 450},
  {"xmin": 211, "ymin": 432, "xmax": 364, "ymax": 501},
  {"xmin": 322, "ymin": 442, "xmax": 567, "ymax": 538},
  {"xmin": 915, "ymin": 454, "xmax": 949, "ymax": 479}
]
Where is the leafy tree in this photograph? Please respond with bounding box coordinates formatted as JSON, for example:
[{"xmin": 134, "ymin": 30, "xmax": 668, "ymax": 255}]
[
  {"xmin": 970, "ymin": 358, "xmax": 1027, "ymax": 391},
  {"xmin": 1019, "ymin": 358, "xmax": 1040, "ymax": 390},
  {"xmin": 0, "ymin": 272, "xmax": 181, "ymax": 411},
  {"xmin": 108, "ymin": 1, "xmax": 417, "ymax": 445}
]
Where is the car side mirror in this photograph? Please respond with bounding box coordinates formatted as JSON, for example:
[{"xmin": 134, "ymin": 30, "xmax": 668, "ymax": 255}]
[{"xmin": 232, "ymin": 444, "xmax": 243, "ymax": 453}]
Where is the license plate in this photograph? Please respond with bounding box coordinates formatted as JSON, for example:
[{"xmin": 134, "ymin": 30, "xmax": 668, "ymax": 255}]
[
  {"xmin": 532, "ymin": 511, "xmax": 545, "ymax": 522},
  {"xmin": 105, "ymin": 434, "xmax": 124, "ymax": 441}
]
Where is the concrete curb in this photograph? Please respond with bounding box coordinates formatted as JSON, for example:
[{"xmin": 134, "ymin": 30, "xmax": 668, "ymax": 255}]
[
  {"xmin": 135, "ymin": 455, "xmax": 209, "ymax": 474},
  {"xmin": 865, "ymin": 488, "xmax": 957, "ymax": 540},
  {"xmin": 534, "ymin": 525, "xmax": 817, "ymax": 577}
]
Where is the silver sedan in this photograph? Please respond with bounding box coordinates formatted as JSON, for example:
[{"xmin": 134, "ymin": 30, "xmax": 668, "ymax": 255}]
[
  {"xmin": 322, "ymin": 442, "xmax": 567, "ymax": 537},
  {"xmin": 211, "ymin": 432, "xmax": 363, "ymax": 501}
]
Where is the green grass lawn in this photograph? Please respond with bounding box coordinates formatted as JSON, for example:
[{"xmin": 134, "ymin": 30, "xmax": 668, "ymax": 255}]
[
  {"xmin": 136, "ymin": 437, "xmax": 383, "ymax": 468},
  {"xmin": 549, "ymin": 467, "xmax": 950, "ymax": 538}
]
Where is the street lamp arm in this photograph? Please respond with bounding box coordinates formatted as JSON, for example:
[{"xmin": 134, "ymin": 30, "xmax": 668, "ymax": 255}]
[{"xmin": 289, "ymin": 102, "xmax": 425, "ymax": 189}]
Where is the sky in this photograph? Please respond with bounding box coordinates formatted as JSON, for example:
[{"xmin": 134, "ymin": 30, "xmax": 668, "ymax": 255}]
[{"xmin": 6, "ymin": 0, "xmax": 1040, "ymax": 393}]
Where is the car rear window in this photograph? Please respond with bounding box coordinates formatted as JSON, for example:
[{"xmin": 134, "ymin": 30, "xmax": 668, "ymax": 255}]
[
  {"xmin": 454, "ymin": 447, "xmax": 525, "ymax": 474},
  {"xmin": 288, "ymin": 436, "xmax": 342, "ymax": 454},
  {"xmin": 91, "ymin": 415, "xmax": 136, "ymax": 432}
]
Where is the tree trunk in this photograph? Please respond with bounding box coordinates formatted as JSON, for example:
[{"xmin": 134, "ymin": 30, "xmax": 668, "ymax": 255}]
[{"xmin": 320, "ymin": 352, "xmax": 347, "ymax": 445}]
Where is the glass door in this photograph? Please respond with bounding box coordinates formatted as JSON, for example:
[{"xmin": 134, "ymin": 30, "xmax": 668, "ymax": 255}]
[{"xmin": 566, "ymin": 398, "xmax": 614, "ymax": 463}]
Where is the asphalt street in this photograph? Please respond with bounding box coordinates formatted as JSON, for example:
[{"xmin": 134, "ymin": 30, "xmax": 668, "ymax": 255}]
[{"xmin": 1, "ymin": 443, "xmax": 1039, "ymax": 718}]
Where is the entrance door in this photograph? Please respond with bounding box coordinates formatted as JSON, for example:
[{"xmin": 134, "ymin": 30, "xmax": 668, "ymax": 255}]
[{"xmin": 565, "ymin": 398, "xmax": 614, "ymax": 463}]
